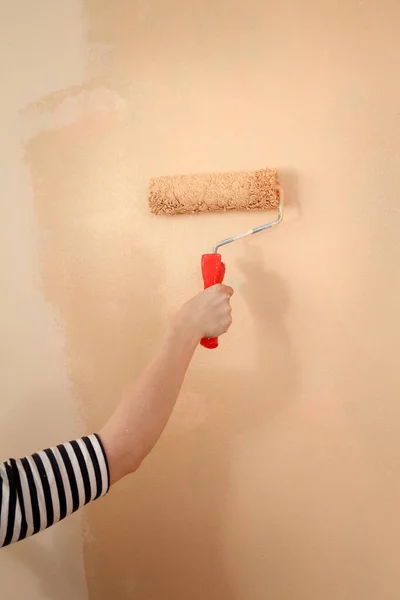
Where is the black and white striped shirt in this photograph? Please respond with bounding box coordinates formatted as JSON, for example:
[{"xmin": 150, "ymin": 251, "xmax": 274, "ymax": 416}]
[{"xmin": 0, "ymin": 434, "xmax": 109, "ymax": 547}]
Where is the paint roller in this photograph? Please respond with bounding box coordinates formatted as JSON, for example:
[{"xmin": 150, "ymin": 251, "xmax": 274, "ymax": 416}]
[{"xmin": 148, "ymin": 168, "xmax": 284, "ymax": 349}]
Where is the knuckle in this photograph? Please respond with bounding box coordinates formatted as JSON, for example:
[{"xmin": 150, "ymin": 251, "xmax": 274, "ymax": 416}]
[{"xmin": 220, "ymin": 284, "xmax": 233, "ymax": 295}]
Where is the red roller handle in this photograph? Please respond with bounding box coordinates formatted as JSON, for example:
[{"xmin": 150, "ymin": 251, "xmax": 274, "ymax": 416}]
[{"xmin": 200, "ymin": 253, "xmax": 226, "ymax": 349}]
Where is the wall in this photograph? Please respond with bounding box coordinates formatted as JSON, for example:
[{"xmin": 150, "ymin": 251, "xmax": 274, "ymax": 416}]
[
  {"xmin": 0, "ymin": 2, "xmax": 88, "ymax": 599},
  {"xmin": 2, "ymin": 0, "xmax": 400, "ymax": 599}
]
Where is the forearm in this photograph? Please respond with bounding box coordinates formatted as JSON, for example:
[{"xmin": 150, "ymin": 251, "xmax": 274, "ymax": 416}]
[{"xmin": 99, "ymin": 321, "xmax": 199, "ymax": 484}]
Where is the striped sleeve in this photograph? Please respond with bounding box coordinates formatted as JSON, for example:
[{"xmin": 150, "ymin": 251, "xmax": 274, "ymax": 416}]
[{"xmin": 0, "ymin": 434, "xmax": 109, "ymax": 548}]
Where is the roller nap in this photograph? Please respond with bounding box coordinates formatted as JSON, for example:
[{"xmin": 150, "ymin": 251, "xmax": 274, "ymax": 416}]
[{"xmin": 148, "ymin": 168, "xmax": 280, "ymax": 216}]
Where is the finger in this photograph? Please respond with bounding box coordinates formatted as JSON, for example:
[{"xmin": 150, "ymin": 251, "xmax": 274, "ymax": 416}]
[
  {"xmin": 223, "ymin": 316, "xmax": 233, "ymax": 333},
  {"xmin": 221, "ymin": 284, "xmax": 234, "ymax": 297}
]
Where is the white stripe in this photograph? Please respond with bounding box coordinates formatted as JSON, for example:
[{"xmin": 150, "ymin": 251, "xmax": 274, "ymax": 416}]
[
  {"xmin": 64, "ymin": 443, "xmax": 85, "ymax": 509},
  {"xmin": 88, "ymin": 435, "xmax": 109, "ymax": 496},
  {"xmin": 38, "ymin": 451, "xmax": 60, "ymax": 524},
  {"xmin": 25, "ymin": 456, "xmax": 47, "ymax": 531},
  {"xmin": 52, "ymin": 446, "xmax": 73, "ymax": 517},
  {"xmin": 0, "ymin": 464, "xmax": 10, "ymax": 546},
  {"xmin": 76, "ymin": 439, "xmax": 96, "ymax": 501},
  {"xmin": 10, "ymin": 507, "xmax": 21, "ymax": 544},
  {"xmin": 16, "ymin": 460, "xmax": 34, "ymax": 538}
]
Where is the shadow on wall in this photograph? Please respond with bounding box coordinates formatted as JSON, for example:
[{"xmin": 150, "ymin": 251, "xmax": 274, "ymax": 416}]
[{"xmin": 86, "ymin": 245, "xmax": 298, "ymax": 600}]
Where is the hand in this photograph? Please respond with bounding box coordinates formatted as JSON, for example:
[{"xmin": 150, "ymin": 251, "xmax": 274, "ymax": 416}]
[{"xmin": 174, "ymin": 284, "xmax": 234, "ymax": 340}]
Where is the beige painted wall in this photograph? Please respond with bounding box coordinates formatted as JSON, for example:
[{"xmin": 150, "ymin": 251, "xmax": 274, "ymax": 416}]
[
  {"xmin": 2, "ymin": 0, "xmax": 400, "ymax": 599},
  {"xmin": 0, "ymin": 2, "xmax": 88, "ymax": 599}
]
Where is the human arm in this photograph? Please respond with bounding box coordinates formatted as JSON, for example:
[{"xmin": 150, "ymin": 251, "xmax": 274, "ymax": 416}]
[
  {"xmin": 99, "ymin": 283, "xmax": 234, "ymax": 483},
  {"xmin": 0, "ymin": 284, "xmax": 233, "ymax": 547}
]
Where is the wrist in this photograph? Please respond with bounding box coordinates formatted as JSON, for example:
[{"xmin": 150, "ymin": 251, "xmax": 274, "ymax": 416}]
[{"xmin": 169, "ymin": 310, "xmax": 202, "ymax": 346}]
